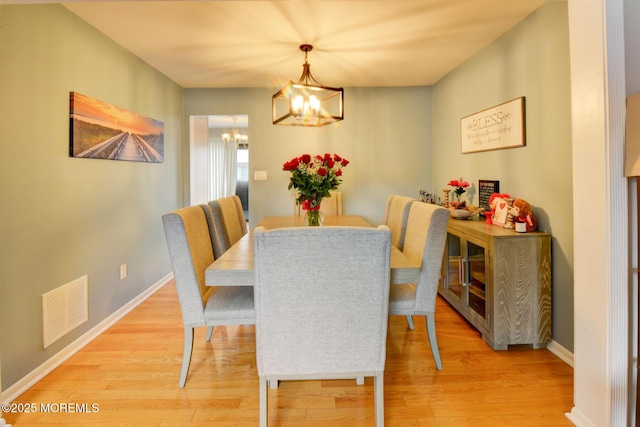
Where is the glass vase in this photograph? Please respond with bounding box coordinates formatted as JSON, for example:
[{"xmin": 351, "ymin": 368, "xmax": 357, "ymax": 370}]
[{"xmin": 304, "ymin": 209, "xmax": 323, "ymax": 226}]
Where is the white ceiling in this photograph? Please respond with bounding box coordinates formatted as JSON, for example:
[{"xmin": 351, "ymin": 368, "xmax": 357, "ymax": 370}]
[
  {"xmin": 21, "ymin": 0, "xmax": 559, "ymax": 90},
  {"xmin": 208, "ymin": 114, "xmax": 248, "ymax": 130}
]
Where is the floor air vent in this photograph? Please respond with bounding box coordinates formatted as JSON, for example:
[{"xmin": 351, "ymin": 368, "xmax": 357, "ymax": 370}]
[{"xmin": 42, "ymin": 275, "xmax": 89, "ymax": 348}]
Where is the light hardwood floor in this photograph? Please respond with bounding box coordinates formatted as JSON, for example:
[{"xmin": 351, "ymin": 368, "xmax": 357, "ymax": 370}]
[{"xmin": 4, "ymin": 280, "xmax": 574, "ymax": 426}]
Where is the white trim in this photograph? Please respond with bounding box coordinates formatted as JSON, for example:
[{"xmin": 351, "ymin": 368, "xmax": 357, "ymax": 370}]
[
  {"xmin": 0, "ymin": 273, "xmax": 172, "ymax": 405},
  {"xmin": 568, "ymin": 0, "xmax": 628, "ymax": 424},
  {"xmin": 547, "ymin": 339, "xmax": 574, "ymax": 368},
  {"xmin": 603, "ymin": 3, "xmax": 629, "ymax": 426},
  {"xmin": 566, "ymin": 407, "xmax": 600, "ymax": 427}
]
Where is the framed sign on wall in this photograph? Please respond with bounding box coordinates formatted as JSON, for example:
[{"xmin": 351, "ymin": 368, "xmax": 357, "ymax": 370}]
[{"xmin": 460, "ymin": 97, "xmax": 526, "ymax": 154}]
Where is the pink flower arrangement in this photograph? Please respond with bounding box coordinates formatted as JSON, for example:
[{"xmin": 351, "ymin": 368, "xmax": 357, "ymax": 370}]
[{"xmin": 448, "ymin": 178, "xmax": 470, "ymax": 198}]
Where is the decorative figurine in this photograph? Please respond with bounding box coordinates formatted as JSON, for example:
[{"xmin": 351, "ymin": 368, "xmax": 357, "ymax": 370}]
[
  {"xmin": 503, "ymin": 198, "xmax": 515, "ymax": 229},
  {"xmin": 509, "ymin": 198, "xmax": 538, "ymax": 232}
]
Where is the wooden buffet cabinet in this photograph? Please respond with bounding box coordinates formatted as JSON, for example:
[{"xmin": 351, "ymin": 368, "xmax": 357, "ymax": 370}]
[{"xmin": 438, "ymin": 217, "xmax": 552, "ymax": 350}]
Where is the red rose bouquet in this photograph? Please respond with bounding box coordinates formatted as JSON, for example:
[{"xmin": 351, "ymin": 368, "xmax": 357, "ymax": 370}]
[{"xmin": 283, "ymin": 153, "xmax": 349, "ymax": 225}]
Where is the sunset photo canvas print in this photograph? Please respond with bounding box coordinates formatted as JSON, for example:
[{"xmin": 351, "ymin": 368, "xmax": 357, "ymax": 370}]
[{"xmin": 69, "ymin": 92, "xmax": 164, "ymax": 163}]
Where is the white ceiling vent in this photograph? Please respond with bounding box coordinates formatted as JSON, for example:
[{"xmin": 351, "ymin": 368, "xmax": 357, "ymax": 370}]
[{"xmin": 42, "ymin": 275, "xmax": 89, "ymax": 349}]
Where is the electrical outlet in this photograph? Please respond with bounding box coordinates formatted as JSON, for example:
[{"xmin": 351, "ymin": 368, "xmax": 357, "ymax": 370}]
[{"xmin": 120, "ymin": 264, "xmax": 128, "ymax": 280}]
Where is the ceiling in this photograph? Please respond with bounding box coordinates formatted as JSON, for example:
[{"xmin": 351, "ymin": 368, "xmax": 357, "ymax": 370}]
[{"xmin": 9, "ymin": 0, "xmax": 559, "ymax": 89}]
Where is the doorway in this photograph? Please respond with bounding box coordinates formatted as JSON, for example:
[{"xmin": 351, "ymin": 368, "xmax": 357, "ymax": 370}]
[{"xmin": 189, "ymin": 115, "xmax": 249, "ymax": 221}]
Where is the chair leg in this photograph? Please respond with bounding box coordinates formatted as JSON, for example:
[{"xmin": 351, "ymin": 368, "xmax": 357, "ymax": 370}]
[
  {"xmin": 269, "ymin": 379, "xmax": 279, "ymax": 389},
  {"xmin": 374, "ymin": 372, "xmax": 384, "ymax": 427},
  {"xmin": 356, "ymin": 376, "xmax": 364, "ymax": 385},
  {"xmin": 425, "ymin": 312, "xmax": 442, "ymax": 370},
  {"xmin": 179, "ymin": 326, "xmax": 194, "ymax": 387},
  {"xmin": 259, "ymin": 377, "xmax": 268, "ymax": 427},
  {"xmin": 406, "ymin": 315, "xmax": 414, "ymax": 330},
  {"xmin": 205, "ymin": 325, "xmax": 214, "ymax": 342}
]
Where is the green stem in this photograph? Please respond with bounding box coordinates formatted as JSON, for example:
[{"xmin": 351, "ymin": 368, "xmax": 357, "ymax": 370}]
[{"xmin": 306, "ymin": 210, "xmax": 322, "ymax": 226}]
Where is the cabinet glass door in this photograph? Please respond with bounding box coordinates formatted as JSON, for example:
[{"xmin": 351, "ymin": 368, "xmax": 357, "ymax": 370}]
[
  {"xmin": 466, "ymin": 241, "xmax": 486, "ymax": 319},
  {"xmin": 444, "ymin": 233, "xmax": 462, "ymax": 299}
]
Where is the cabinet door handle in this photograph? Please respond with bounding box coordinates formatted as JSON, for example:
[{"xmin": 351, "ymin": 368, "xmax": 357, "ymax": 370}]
[{"xmin": 461, "ymin": 258, "xmax": 468, "ymax": 286}]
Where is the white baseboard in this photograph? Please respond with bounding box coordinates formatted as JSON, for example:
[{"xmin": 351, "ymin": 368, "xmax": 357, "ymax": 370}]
[
  {"xmin": 547, "ymin": 339, "xmax": 574, "ymax": 367},
  {"xmin": 565, "ymin": 406, "xmax": 598, "ymax": 427},
  {"xmin": 0, "ymin": 273, "xmax": 173, "ymax": 405}
]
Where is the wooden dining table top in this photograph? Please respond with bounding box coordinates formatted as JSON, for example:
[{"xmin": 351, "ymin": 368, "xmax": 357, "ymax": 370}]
[{"xmin": 204, "ymin": 215, "xmax": 421, "ymax": 287}]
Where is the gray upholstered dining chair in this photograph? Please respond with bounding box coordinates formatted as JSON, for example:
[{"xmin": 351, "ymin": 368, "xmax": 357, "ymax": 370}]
[
  {"xmin": 162, "ymin": 205, "xmax": 255, "ymax": 387},
  {"xmin": 319, "ymin": 190, "xmax": 343, "ymax": 215},
  {"xmin": 253, "ymin": 225, "xmax": 392, "ymax": 427},
  {"xmin": 381, "ymin": 195, "xmax": 416, "ymax": 250},
  {"xmin": 199, "ymin": 203, "xmax": 222, "ymax": 257},
  {"xmin": 208, "ymin": 195, "xmax": 248, "ymax": 259},
  {"xmin": 388, "ymin": 201, "xmax": 449, "ymax": 370},
  {"xmin": 293, "ymin": 190, "xmax": 343, "ymax": 216}
]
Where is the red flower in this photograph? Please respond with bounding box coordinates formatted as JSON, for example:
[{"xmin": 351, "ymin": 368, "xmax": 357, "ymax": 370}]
[
  {"xmin": 341, "ymin": 158, "xmax": 350, "ymax": 167},
  {"xmin": 317, "ymin": 168, "xmax": 328, "ymax": 176},
  {"xmin": 333, "ymin": 154, "xmax": 342, "ymax": 162},
  {"xmin": 447, "ymin": 178, "xmax": 469, "ymax": 188},
  {"xmin": 300, "ymin": 199, "xmax": 320, "ymax": 211},
  {"xmin": 283, "ymin": 158, "xmax": 299, "ymax": 171},
  {"xmin": 326, "ymin": 158, "xmax": 335, "ymax": 168},
  {"xmin": 335, "ymin": 170, "xmax": 342, "ymax": 177},
  {"xmin": 299, "ymin": 154, "xmax": 311, "ymax": 164},
  {"xmin": 448, "ymin": 177, "xmax": 470, "ymax": 197}
]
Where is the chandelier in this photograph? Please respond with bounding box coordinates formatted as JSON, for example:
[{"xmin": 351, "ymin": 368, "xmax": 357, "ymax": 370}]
[
  {"xmin": 221, "ymin": 117, "xmax": 248, "ymax": 148},
  {"xmin": 272, "ymin": 44, "xmax": 344, "ymax": 127}
]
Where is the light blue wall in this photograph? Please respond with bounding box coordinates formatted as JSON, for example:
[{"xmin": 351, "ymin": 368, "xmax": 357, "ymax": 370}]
[
  {"xmin": 432, "ymin": 3, "xmax": 574, "ymax": 350},
  {"xmin": 184, "ymin": 86, "xmax": 433, "ymax": 227},
  {"xmin": 0, "ymin": 5, "xmax": 184, "ymax": 389}
]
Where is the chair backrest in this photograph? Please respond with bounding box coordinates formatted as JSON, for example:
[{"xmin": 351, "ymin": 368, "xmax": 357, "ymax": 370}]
[
  {"xmin": 382, "ymin": 195, "xmax": 416, "ymax": 249},
  {"xmin": 199, "ymin": 203, "xmax": 221, "ymax": 257},
  {"xmin": 402, "ymin": 202, "xmax": 450, "ymax": 313},
  {"xmin": 162, "ymin": 206, "xmax": 216, "ymax": 327},
  {"xmin": 208, "ymin": 195, "xmax": 248, "ymax": 258},
  {"xmin": 293, "ymin": 190, "xmax": 343, "ymax": 216},
  {"xmin": 253, "ymin": 225, "xmax": 392, "ymax": 378},
  {"xmin": 320, "ymin": 191, "xmax": 342, "ymax": 215}
]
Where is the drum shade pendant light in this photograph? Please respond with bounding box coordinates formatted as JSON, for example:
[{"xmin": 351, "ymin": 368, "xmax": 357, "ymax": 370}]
[{"xmin": 272, "ymin": 44, "xmax": 344, "ymax": 127}]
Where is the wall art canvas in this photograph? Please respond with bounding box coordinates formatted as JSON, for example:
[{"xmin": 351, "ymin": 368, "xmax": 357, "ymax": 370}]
[
  {"xmin": 460, "ymin": 97, "xmax": 525, "ymax": 154},
  {"xmin": 69, "ymin": 92, "xmax": 164, "ymax": 162}
]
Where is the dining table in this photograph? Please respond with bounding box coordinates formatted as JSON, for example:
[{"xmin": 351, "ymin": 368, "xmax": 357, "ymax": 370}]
[{"xmin": 205, "ymin": 215, "xmax": 421, "ymax": 287}]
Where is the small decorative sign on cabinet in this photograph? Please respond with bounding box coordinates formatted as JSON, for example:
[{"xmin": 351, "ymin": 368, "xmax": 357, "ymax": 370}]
[{"xmin": 478, "ymin": 180, "xmax": 499, "ymax": 211}]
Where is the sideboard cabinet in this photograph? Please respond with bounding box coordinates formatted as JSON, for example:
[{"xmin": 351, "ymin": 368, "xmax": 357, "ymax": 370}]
[{"xmin": 438, "ymin": 218, "xmax": 552, "ymax": 350}]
